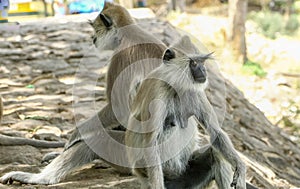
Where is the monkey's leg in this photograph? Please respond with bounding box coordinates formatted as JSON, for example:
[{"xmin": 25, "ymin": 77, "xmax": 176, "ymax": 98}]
[
  {"xmin": 38, "ymin": 104, "xmax": 118, "ymax": 167},
  {"xmin": 0, "ymin": 141, "xmax": 98, "ymax": 185},
  {"xmin": 0, "ymin": 103, "xmax": 128, "ymax": 185},
  {"xmin": 208, "ymin": 129, "xmax": 246, "ymax": 189},
  {"xmin": 142, "ymin": 140, "xmax": 166, "ymax": 189},
  {"xmin": 196, "ymin": 123, "xmax": 246, "ymax": 189},
  {"xmin": 197, "ymin": 97, "xmax": 246, "ymax": 189},
  {"xmin": 165, "ymin": 146, "xmax": 258, "ymax": 189},
  {"xmin": 164, "ymin": 146, "xmax": 215, "ymax": 189},
  {"xmin": 65, "ymin": 104, "xmax": 119, "ymax": 149},
  {"xmin": 0, "ymin": 130, "xmax": 130, "ymax": 185},
  {"xmin": 214, "ymin": 152, "xmax": 234, "ymax": 189},
  {"xmin": 97, "ymin": 103, "xmax": 120, "ymax": 129},
  {"xmin": 214, "ymin": 150, "xmax": 258, "ymax": 189}
]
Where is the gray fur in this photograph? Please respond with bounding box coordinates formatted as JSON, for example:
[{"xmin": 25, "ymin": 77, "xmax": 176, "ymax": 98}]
[{"xmin": 125, "ymin": 44, "xmax": 246, "ymax": 189}]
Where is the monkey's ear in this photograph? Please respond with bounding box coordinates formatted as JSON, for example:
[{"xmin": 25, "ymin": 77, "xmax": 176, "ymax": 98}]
[
  {"xmin": 100, "ymin": 13, "xmax": 113, "ymax": 28},
  {"xmin": 163, "ymin": 49, "xmax": 176, "ymax": 62},
  {"xmin": 88, "ymin": 19, "xmax": 93, "ymax": 27}
]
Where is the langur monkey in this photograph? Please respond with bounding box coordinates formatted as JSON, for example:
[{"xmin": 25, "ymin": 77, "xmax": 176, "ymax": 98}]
[
  {"xmin": 1, "ymin": 3, "xmax": 255, "ymax": 188},
  {"xmin": 125, "ymin": 46, "xmax": 246, "ymax": 189},
  {"xmin": 0, "ymin": 2, "xmax": 166, "ymax": 185}
]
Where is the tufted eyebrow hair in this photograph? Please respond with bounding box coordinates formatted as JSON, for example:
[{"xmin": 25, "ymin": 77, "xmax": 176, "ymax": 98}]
[{"xmin": 189, "ymin": 52, "xmax": 214, "ymax": 63}]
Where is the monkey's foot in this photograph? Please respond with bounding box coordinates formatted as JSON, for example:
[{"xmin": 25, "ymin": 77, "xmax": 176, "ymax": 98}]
[
  {"xmin": 1, "ymin": 171, "xmax": 31, "ymax": 184},
  {"xmin": 230, "ymin": 165, "xmax": 246, "ymax": 189},
  {"xmin": 0, "ymin": 171, "xmax": 50, "ymax": 185}
]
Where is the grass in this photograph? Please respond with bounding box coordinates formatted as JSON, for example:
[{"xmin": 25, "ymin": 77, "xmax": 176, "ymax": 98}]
[
  {"xmin": 242, "ymin": 60, "xmax": 267, "ymax": 77},
  {"xmin": 248, "ymin": 11, "xmax": 299, "ymax": 39}
]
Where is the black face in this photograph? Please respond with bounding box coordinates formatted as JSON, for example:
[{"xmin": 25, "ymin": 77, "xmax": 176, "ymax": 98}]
[
  {"xmin": 189, "ymin": 58, "xmax": 207, "ymax": 83},
  {"xmin": 189, "ymin": 53, "xmax": 213, "ymax": 83},
  {"xmin": 163, "ymin": 48, "xmax": 211, "ymax": 83},
  {"xmin": 100, "ymin": 13, "xmax": 113, "ymax": 28}
]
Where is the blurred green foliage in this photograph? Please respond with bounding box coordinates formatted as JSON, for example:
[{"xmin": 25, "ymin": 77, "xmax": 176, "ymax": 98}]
[
  {"xmin": 242, "ymin": 60, "xmax": 267, "ymax": 77},
  {"xmin": 248, "ymin": 11, "xmax": 299, "ymax": 39},
  {"xmin": 285, "ymin": 14, "xmax": 300, "ymax": 34}
]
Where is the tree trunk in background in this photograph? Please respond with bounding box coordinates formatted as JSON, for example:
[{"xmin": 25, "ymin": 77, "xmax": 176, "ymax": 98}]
[
  {"xmin": 285, "ymin": 0, "xmax": 294, "ymax": 19},
  {"xmin": 51, "ymin": 1, "xmax": 55, "ymax": 16},
  {"xmin": 42, "ymin": 0, "xmax": 48, "ymax": 17},
  {"xmin": 119, "ymin": 0, "xmax": 134, "ymax": 8},
  {"xmin": 228, "ymin": 0, "xmax": 248, "ymax": 63}
]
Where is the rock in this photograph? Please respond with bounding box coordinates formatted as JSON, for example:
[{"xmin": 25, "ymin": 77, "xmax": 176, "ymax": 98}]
[
  {"xmin": 0, "ymin": 41, "xmax": 12, "ymax": 48},
  {"xmin": 0, "ymin": 48, "xmax": 25, "ymax": 56},
  {"xmin": 32, "ymin": 133, "xmax": 63, "ymax": 142},
  {"xmin": 33, "ymin": 126, "xmax": 62, "ymax": 137},
  {"xmin": 0, "ymin": 146, "xmax": 42, "ymax": 165},
  {"xmin": 9, "ymin": 119, "xmax": 44, "ymax": 131},
  {"xmin": 29, "ymin": 59, "xmax": 70, "ymax": 72},
  {"xmin": 50, "ymin": 42, "xmax": 70, "ymax": 49}
]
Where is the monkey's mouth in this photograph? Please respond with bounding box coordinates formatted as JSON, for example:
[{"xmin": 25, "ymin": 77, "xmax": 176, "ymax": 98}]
[{"xmin": 194, "ymin": 77, "xmax": 206, "ymax": 83}]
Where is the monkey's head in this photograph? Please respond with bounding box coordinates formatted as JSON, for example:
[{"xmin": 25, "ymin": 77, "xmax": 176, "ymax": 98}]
[
  {"xmin": 162, "ymin": 47, "xmax": 213, "ymax": 85},
  {"xmin": 90, "ymin": 3, "xmax": 135, "ymax": 50}
]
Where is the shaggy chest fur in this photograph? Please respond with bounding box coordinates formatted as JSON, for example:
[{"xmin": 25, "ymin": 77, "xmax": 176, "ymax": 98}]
[{"xmin": 158, "ymin": 118, "xmax": 200, "ymax": 179}]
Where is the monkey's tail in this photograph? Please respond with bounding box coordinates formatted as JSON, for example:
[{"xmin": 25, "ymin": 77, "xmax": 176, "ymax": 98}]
[
  {"xmin": 0, "ymin": 134, "xmax": 65, "ymax": 148},
  {"xmin": 0, "ymin": 141, "xmax": 98, "ymax": 185}
]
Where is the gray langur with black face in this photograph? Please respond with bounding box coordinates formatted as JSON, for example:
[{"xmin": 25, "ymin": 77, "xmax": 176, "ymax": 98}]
[
  {"xmin": 125, "ymin": 45, "xmax": 246, "ymax": 189},
  {"xmin": 0, "ymin": 2, "xmax": 166, "ymax": 185}
]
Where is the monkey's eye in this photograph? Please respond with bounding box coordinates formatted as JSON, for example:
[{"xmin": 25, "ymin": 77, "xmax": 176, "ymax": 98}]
[{"xmin": 190, "ymin": 59, "xmax": 197, "ymax": 66}]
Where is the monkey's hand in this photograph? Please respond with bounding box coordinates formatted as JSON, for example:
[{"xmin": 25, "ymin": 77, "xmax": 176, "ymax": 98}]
[
  {"xmin": 230, "ymin": 162, "xmax": 246, "ymax": 189},
  {"xmin": 0, "ymin": 171, "xmax": 50, "ymax": 185}
]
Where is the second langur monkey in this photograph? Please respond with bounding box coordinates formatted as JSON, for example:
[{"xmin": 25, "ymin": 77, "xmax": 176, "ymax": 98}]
[{"xmin": 126, "ymin": 46, "xmax": 246, "ymax": 189}]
